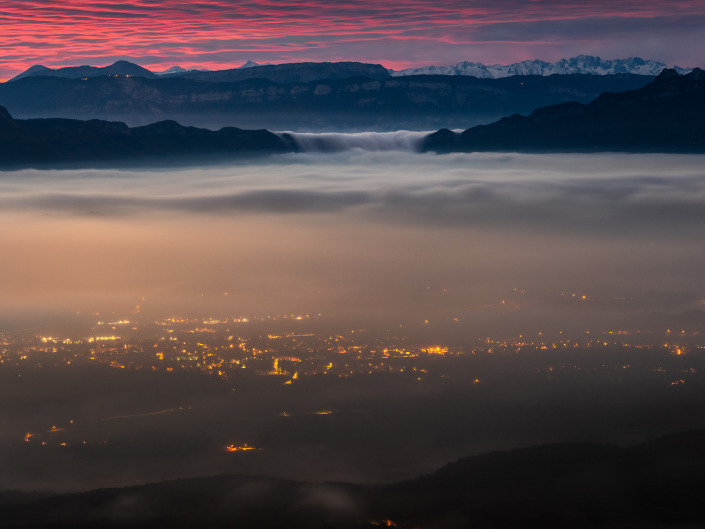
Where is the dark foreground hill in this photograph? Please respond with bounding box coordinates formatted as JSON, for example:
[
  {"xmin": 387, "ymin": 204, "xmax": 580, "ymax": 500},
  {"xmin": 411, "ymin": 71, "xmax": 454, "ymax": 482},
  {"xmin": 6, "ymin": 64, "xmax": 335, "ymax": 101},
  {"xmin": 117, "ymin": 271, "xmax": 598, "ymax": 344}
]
[
  {"xmin": 0, "ymin": 106, "xmax": 293, "ymax": 169},
  {"xmin": 0, "ymin": 70, "xmax": 653, "ymax": 131},
  {"xmin": 422, "ymin": 68, "xmax": 705, "ymax": 153},
  {"xmin": 2, "ymin": 429, "xmax": 704, "ymax": 528}
]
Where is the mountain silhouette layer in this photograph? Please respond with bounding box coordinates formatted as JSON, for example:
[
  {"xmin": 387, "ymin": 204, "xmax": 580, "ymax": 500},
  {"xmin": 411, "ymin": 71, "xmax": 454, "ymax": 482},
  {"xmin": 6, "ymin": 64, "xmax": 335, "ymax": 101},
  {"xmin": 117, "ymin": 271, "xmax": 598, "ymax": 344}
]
[
  {"xmin": 1, "ymin": 429, "xmax": 704, "ymax": 528},
  {"xmin": 0, "ymin": 107, "xmax": 293, "ymax": 168},
  {"xmin": 0, "ymin": 65, "xmax": 653, "ymax": 130},
  {"xmin": 422, "ymin": 68, "xmax": 705, "ymax": 153}
]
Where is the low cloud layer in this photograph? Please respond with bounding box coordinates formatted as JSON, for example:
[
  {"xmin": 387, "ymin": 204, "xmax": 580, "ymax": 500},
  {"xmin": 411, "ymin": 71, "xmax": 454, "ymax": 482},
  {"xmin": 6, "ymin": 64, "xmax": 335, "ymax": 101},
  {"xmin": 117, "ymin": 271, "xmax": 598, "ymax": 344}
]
[
  {"xmin": 3, "ymin": 151, "xmax": 705, "ymax": 237},
  {"xmin": 1, "ymin": 150, "xmax": 704, "ymax": 322}
]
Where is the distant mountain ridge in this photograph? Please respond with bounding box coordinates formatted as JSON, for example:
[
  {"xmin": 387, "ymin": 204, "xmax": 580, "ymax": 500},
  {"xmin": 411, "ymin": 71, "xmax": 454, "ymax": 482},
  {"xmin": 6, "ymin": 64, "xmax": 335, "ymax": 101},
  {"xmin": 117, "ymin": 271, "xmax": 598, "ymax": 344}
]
[
  {"xmin": 10, "ymin": 60, "xmax": 156, "ymax": 81},
  {"xmin": 422, "ymin": 68, "xmax": 705, "ymax": 153},
  {"xmin": 154, "ymin": 60, "xmax": 271, "ymax": 77},
  {"xmin": 9, "ymin": 60, "xmax": 389, "ymax": 84},
  {"xmin": 9, "ymin": 55, "xmax": 695, "ymax": 84},
  {"xmin": 0, "ymin": 70, "xmax": 653, "ymax": 131},
  {"xmin": 392, "ymin": 54, "xmax": 693, "ymax": 78},
  {"xmin": 172, "ymin": 61, "xmax": 390, "ymax": 83}
]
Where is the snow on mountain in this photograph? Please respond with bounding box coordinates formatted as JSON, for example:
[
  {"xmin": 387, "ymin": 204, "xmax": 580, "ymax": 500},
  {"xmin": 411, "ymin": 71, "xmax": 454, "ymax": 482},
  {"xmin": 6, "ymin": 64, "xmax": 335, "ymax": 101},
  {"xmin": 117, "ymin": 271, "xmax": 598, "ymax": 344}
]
[
  {"xmin": 238, "ymin": 60, "xmax": 273, "ymax": 69},
  {"xmin": 390, "ymin": 55, "xmax": 693, "ymax": 78},
  {"xmin": 154, "ymin": 65, "xmax": 211, "ymax": 76},
  {"xmin": 153, "ymin": 61, "xmax": 268, "ymax": 75}
]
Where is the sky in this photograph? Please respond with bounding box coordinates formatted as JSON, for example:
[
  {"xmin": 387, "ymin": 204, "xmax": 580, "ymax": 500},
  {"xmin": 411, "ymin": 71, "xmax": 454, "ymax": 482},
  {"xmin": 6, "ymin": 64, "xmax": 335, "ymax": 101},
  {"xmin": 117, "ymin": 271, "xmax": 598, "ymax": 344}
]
[{"xmin": 1, "ymin": 0, "xmax": 704, "ymax": 80}]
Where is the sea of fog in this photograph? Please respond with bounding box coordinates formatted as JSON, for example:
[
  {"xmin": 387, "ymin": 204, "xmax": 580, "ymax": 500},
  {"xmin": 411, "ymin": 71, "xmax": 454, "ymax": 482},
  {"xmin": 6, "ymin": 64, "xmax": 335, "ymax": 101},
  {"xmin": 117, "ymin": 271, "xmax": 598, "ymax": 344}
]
[
  {"xmin": 1, "ymin": 141, "xmax": 704, "ymax": 329},
  {"xmin": 2, "ymin": 139, "xmax": 705, "ymax": 491}
]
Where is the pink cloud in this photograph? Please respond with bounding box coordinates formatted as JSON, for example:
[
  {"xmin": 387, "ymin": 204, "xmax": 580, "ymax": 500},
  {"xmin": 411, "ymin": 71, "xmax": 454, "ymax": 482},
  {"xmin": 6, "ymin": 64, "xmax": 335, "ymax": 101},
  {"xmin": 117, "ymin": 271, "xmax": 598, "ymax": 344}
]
[{"xmin": 0, "ymin": 1, "xmax": 703, "ymax": 80}]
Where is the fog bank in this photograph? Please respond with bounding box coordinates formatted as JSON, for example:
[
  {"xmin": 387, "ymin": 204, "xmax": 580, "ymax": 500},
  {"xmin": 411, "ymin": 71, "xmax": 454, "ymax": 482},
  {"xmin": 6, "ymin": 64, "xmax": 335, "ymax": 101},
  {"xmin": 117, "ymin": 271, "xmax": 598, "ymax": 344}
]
[
  {"xmin": 281, "ymin": 130, "xmax": 429, "ymax": 152},
  {"xmin": 1, "ymin": 151, "xmax": 704, "ymax": 328}
]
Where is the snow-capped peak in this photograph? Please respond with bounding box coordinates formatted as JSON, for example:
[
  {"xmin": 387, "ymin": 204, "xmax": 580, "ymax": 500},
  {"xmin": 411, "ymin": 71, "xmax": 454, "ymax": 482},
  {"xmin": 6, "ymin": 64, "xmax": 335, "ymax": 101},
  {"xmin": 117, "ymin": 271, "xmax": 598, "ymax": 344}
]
[
  {"xmin": 155, "ymin": 66, "xmax": 188, "ymax": 75},
  {"xmin": 238, "ymin": 60, "xmax": 273, "ymax": 69},
  {"xmin": 390, "ymin": 55, "xmax": 694, "ymax": 78},
  {"xmin": 154, "ymin": 65, "xmax": 211, "ymax": 76}
]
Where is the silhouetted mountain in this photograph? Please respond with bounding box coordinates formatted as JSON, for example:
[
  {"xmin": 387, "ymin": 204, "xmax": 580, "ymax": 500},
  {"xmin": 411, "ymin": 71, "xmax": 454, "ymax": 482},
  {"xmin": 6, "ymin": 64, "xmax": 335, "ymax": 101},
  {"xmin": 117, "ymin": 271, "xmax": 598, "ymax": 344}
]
[
  {"xmin": 0, "ymin": 106, "xmax": 294, "ymax": 169},
  {"xmin": 9, "ymin": 60, "xmax": 156, "ymax": 81},
  {"xmin": 380, "ymin": 429, "xmax": 705, "ymax": 528},
  {"xmin": 0, "ymin": 71, "xmax": 653, "ymax": 131},
  {"xmin": 422, "ymin": 68, "xmax": 705, "ymax": 153},
  {"xmin": 176, "ymin": 61, "xmax": 391, "ymax": 83},
  {"xmin": 2, "ymin": 430, "xmax": 704, "ymax": 528},
  {"xmin": 239, "ymin": 60, "xmax": 273, "ymax": 68}
]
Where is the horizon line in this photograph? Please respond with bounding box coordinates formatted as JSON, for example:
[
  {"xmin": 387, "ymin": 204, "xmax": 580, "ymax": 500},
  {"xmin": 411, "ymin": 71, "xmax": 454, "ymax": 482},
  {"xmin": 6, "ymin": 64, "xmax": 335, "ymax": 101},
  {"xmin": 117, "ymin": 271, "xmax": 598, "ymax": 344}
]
[{"xmin": 3, "ymin": 53, "xmax": 699, "ymax": 83}]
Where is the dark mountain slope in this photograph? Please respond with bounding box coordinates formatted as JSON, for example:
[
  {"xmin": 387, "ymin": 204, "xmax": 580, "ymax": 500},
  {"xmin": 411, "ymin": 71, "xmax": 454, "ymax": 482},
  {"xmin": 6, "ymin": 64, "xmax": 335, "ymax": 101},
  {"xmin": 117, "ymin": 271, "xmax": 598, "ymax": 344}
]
[
  {"xmin": 422, "ymin": 68, "xmax": 705, "ymax": 153},
  {"xmin": 0, "ymin": 107, "xmax": 293, "ymax": 169},
  {"xmin": 9, "ymin": 60, "xmax": 386, "ymax": 84},
  {"xmin": 380, "ymin": 429, "xmax": 705, "ymax": 528},
  {"xmin": 1, "ymin": 430, "xmax": 704, "ymax": 528},
  {"xmin": 176, "ymin": 61, "xmax": 391, "ymax": 83},
  {"xmin": 0, "ymin": 475, "xmax": 375, "ymax": 529}
]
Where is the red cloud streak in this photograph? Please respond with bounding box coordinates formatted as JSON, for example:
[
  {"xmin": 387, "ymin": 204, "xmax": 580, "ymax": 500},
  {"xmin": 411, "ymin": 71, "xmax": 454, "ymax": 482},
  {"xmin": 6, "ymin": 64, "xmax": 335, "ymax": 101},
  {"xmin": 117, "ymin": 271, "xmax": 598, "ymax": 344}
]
[{"xmin": 0, "ymin": 1, "xmax": 703, "ymax": 79}]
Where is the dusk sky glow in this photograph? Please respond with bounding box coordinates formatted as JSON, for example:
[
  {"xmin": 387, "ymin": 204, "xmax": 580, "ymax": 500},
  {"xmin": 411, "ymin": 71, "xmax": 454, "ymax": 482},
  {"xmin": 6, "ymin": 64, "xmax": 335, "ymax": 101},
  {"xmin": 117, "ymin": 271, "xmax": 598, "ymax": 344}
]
[{"xmin": 1, "ymin": 0, "xmax": 704, "ymax": 80}]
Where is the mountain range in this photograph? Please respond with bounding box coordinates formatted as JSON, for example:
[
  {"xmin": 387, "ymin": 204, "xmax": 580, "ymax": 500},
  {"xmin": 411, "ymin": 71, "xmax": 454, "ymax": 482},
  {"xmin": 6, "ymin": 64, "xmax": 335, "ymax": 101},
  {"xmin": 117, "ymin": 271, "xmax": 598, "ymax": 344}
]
[
  {"xmin": 391, "ymin": 54, "xmax": 693, "ymax": 78},
  {"xmin": 1, "ymin": 67, "xmax": 702, "ymax": 168},
  {"xmin": 2, "ymin": 429, "xmax": 704, "ymax": 528},
  {"xmin": 9, "ymin": 55, "xmax": 693, "ymax": 83},
  {"xmin": 152, "ymin": 61, "xmax": 270, "ymax": 76},
  {"xmin": 8, "ymin": 60, "xmax": 390, "ymax": 84},
  {"xmin": 10, "ymin": 60, "xmax": 157, "ymax": 82},
  {"xmin": 0, "ymin": 63, "xmax": 653, "ymax": 131},
  {"xmin": 422, "ymin": 68, "xmax": 705, "ymax": 154},
  {"xmin": 5, "ymin": 57, "xmax": 691, "ymax": 131}
]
